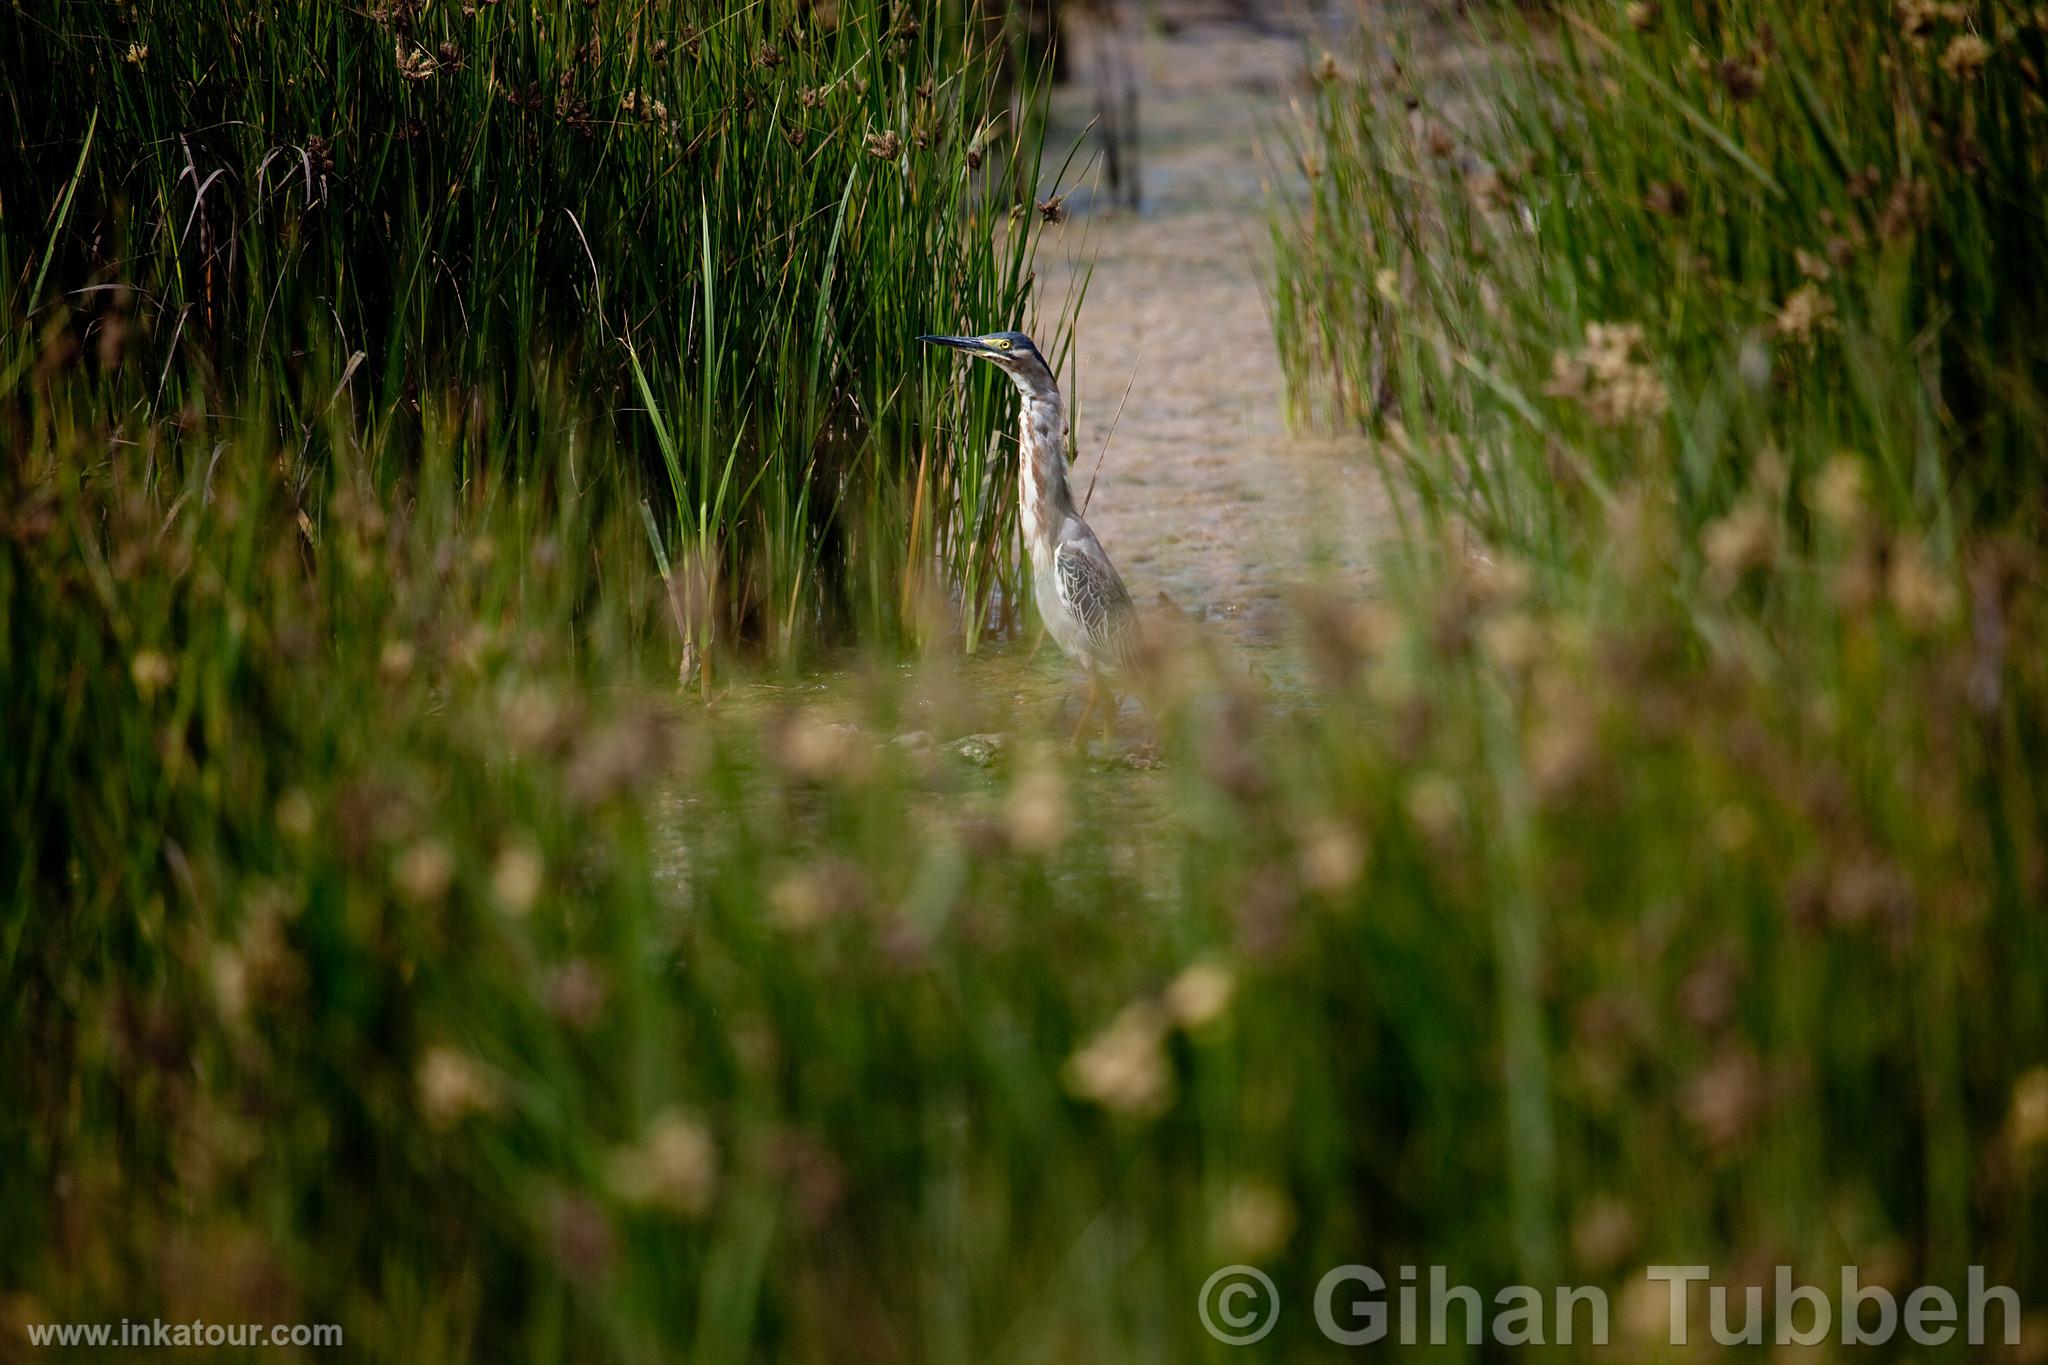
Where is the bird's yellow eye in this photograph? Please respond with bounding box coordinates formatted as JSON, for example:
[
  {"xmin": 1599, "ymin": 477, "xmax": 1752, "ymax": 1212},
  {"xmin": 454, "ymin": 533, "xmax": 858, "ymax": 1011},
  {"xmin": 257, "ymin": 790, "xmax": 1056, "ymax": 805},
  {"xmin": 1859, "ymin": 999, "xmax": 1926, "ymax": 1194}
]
[{"xmin": 994, "ymin": 338, "xmax": 1012, "ymax": 350}]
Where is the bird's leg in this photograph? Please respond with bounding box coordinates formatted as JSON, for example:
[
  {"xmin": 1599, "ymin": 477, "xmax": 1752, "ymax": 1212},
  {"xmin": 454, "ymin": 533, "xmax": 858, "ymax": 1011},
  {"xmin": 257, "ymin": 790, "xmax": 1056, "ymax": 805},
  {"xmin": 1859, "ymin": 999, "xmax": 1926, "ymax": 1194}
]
[
  {"xmin": 1070, "ymin": 678, "xmax": 1100, "ymax": 750},
  {"xmin": 1101, "ymin": 688, "xmax": 1120, "ymax": 746}
]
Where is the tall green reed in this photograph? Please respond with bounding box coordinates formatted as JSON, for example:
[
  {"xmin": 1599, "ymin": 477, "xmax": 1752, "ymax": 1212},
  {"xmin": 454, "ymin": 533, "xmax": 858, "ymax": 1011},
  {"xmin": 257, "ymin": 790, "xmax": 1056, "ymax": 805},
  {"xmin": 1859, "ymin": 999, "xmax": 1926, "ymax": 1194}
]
[
  {"xmin": 3, "ymin": 0, "xmax": 1068, "ymax": 658},
  {"xmin": 1274, "ymin": 0, "xmax": 2048, "ymax": 540}
]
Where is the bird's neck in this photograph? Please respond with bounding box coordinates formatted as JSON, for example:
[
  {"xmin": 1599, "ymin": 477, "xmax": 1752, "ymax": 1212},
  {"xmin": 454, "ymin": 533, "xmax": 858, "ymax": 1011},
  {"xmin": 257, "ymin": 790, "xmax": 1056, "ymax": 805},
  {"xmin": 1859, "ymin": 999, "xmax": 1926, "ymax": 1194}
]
[{"xmin": 1016, "ymin": 387, "xmax": 1072, "ymax": 561}]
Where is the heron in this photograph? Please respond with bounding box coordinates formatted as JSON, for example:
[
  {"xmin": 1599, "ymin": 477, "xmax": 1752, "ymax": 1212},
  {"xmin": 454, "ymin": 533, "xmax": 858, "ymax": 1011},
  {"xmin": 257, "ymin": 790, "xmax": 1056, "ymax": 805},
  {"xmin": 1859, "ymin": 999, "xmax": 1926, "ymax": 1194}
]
[{"xmin": 919, "ymin": 330, "xmax": 1138, "ymax": 743}]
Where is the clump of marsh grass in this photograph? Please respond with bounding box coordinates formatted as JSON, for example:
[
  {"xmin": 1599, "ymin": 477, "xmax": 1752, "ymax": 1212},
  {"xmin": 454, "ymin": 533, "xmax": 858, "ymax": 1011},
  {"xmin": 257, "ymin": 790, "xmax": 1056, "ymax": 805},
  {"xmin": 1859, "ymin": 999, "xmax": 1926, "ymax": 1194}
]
[
  {"xmin": 1263, "ymin": 0, "xmax": 2048, "ymax": 1328},
  {"xmin": 2, "ymin": 0, "xmax": 1072, "ymax": 661}
]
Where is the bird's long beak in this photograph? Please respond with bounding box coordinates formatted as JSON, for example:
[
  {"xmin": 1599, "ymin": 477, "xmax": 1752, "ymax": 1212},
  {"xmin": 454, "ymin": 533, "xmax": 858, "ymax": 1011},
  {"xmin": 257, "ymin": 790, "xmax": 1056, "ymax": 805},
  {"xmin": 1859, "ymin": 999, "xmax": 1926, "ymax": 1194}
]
[{"xmin": 917, "ymin": 334, "xmax": 984, "ymax": 354}]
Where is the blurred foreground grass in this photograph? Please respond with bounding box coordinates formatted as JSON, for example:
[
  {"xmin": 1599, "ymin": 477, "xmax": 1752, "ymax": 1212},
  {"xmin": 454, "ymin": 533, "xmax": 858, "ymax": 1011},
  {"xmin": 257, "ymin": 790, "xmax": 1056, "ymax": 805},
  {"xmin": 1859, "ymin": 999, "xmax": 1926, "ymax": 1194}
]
[
  {"xmin": 1264, "ymin": 0, "xmax": 2048, "ymax": 1353},
  {"xmin": 5, "ymin": 0, "xmax": 2048, "ymax": 1360}
]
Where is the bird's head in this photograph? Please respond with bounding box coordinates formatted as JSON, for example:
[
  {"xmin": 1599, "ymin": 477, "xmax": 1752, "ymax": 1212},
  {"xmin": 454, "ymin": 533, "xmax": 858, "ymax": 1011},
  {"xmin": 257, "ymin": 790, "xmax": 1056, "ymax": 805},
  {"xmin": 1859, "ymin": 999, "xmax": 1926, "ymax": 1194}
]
[{"xmin": 917, "ymin": 330, "xmax": 1057, "ymax": 398}]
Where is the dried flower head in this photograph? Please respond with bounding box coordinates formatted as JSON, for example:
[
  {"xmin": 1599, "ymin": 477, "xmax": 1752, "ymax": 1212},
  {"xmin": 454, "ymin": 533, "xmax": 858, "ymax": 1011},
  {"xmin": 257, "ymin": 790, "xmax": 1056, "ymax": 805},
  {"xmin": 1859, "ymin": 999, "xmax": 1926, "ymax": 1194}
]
[
  {"xmin": 1405, "ymin": 772, "xmax": 1463, "ymax": 844},
  {"xmin": 1773, "ymin": 283, "xmax": 1835, "ymax": 343},
  {"xmin": 767, "ymin": 864, "xmax": 846, "ymax": 931},
  {"xmin": 1165, "ymin": 960, "xmax": 1237, "ymax": 1030},
  {"xmin": 771, "ymin": 710, "xmax": 871, "ymax": 783},
  {"xmin": 621, "ymin": 91, "xmax": 670, "ymax": 125},
  {"xmin": 1887, "ymin": 534, "xmax": 1958, "ymax": 630},
  {"xmin": 1064, "ymin": 1001, "xmax": 1174, "ymax": 1118},
  {"xmin": 131, "ymin": 648, "xmax": 175, "ymax": 699},
  {"xmin": 1878, "ymin": 178, "xmax": 1931, "ymax": 239},
  {"xmin": 417, "ymin": 1046, "xmax": 502, "ymax": 1128},
  {"xmin": 1702, "ymin": 499, "xmax": 1778, "ymax": 592},
  {"xmin": 1718, "ymin": 58, "xmax": 1764, "ymax": 100},
  {"xmin": 1811, "ymin": 455, "xmax": 1868, "ymax": 534},
  {"xmin": 1939, "ymin": 32, "xmax": 1992, "ymax": 79},
  {"xmin": 394, "ymin": 41, "xmax": 438, "ymax": 81},
  {"xmin": 609, "ymin": 1111, "xmax": 719, "ymax": 1217},
  {"xmin": 1899, "ymin": 0, "xmax": 1970, "ymax": 39},
  {"xmin": 1212, "ymin": 1180, "xmax": 1296, "ymax": 1261},
  {"xmin": 394, "ymin": 839, "xmax": 456, "ymax": 905},
  {"xmin": 1004, "ymin": 762, "xmax": 1069, "ymax": 852},
  {"xmin": 864, "ymin": 129, "xmax": 902, "ymax": 160},
  {"xmin": 379, "ymin": 638, "xmax": 416, "ymax": 683},
  {"xmin": 1546, "ymin": 322, "xmax": 1669, "ymax": 426},
  {"xmin": 491, "ymin": 840, "xmax": 543, "ymax": 914},
  {"xmin": 1297, "ymin": 819, "xmax": 1367, "ymax": 893}
]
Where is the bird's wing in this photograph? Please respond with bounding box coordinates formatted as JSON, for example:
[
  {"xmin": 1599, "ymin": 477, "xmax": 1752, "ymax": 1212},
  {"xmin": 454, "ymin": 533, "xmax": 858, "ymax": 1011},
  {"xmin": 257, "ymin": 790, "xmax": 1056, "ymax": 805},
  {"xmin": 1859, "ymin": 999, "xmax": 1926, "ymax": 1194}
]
[{"xmin": 1054, "ymin": 538, "xmax": 1138, "ymax": 672}]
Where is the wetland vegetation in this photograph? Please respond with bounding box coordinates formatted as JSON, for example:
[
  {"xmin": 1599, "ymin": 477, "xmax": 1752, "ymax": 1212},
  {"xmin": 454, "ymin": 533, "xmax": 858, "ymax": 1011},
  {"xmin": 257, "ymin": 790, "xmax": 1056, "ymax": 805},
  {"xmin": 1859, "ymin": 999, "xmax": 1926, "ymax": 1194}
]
[{"xmin": 4, "ymin": 0, "xmax": 2046, "ymax": 1359}]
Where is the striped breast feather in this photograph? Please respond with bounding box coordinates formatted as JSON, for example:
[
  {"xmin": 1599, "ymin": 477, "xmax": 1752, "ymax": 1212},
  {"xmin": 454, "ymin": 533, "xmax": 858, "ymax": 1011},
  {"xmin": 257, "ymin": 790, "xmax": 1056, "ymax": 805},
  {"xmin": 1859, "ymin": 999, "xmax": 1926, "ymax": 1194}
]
[{"xmin": 1054, "ymin": 539, "xmax": 1138, "ymax": 672}]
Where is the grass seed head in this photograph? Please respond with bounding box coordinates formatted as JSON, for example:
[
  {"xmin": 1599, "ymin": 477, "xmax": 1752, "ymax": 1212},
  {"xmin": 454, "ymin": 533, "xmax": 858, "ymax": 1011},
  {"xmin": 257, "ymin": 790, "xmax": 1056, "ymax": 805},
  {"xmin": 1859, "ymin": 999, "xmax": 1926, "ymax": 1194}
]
[
  {"xmin": 130, "ymin": 648, "xmax": 174, "ymax": 698},
  {"xmin": 1940, "ymin": 32, "xmax": 1993, "ymax": 79},
  {"xmin": 1773, "ymin": 283, "xmax": 1836, "ymax": 342},
  {"xmin": 1718, "ymin": 58, "xmax": 1764, "ymax": 100},
  {"xmin": 1211, "ymin": 1180, "xmax": 1296, "ymax": 1262},
  {"xmin": 394, "ymin": 839, "xmax": 456, "ymax": 905},
  {"xmin": 417, "ymin": 1046, "xmax": 502, "ymax": 1128},
  {"xmin": 1702, "ymin": 499, "xmax": 1779, "ymax": 592},
  {"xmin": 1004, "ymin": 761, "xmax": 1069, "ymax": 853},
  {"xmin": 491, "ymin": 841, "xmax": 543, "ymax": 914},
  {"xmin": 1887, "ymin": 534, "xmax": 1959, "ymax": 630},
  {"xmin": 1296, "ymin": 819, "xmax": 1367, "ymax": 894},
  {"xmin": 1064, "ymin": 1001, "xmax": 1174, "ymax": 1118},
  {"xmin": 1165, "ymin": 960, "xmax": 1237, "ymax": 1029},
  {"xmin": 1811, "ymin": 455, "xmax": 1868, "ymax": 534},
  {"xmin": 609, "ymin": 1111, "xmax": 719, "ymax": 1217},
  {"xmin": 379, "ymin": 638, "xmax": 417, "ymax": 683}
]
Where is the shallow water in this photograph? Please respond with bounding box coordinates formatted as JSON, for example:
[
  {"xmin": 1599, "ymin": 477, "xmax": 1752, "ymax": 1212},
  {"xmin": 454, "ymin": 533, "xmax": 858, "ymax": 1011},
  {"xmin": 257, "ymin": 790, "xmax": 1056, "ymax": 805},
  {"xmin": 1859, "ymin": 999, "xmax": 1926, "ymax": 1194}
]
[{"xmin": 1033, "ymin": 1, "xmax": 1389, "ymax": 648}]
